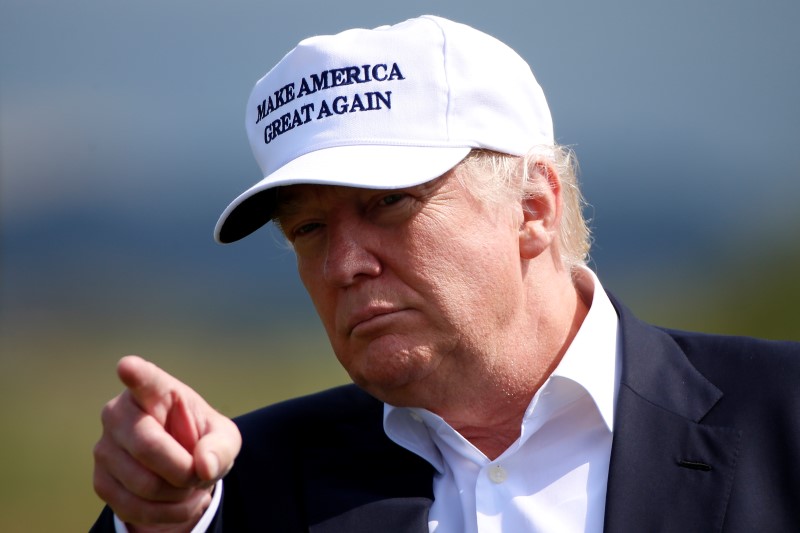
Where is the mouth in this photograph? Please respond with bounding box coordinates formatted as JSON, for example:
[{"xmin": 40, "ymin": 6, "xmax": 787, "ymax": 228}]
[{"xmin": 346, "ymin": 307, "xmax": 408, "ymax": 337}]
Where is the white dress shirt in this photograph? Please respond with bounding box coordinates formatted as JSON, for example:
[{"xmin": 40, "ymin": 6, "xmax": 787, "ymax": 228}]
[{"xmin": 383, "ymin": 268, "xmax": 621, "ymax": 532}]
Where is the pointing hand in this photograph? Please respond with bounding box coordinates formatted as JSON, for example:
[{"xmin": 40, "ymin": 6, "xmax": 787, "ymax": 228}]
[{"xmin": 93, "ymin": 356, "xmax": 242, "ymax": 530}]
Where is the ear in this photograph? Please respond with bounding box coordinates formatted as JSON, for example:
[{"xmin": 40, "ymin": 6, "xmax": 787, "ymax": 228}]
[{"xmin": 519, "ymin": 160, "xmax": 562, "ymax": 260}]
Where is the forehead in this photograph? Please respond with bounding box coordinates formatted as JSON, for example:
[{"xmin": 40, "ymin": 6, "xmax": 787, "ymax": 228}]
[
  {"xmin": 272, "ymin": 173, "xmax": 454, "ymax": 217},
  {"xmin": 272, "ymin": 184, "xmax": 366, "ymax": 217}
]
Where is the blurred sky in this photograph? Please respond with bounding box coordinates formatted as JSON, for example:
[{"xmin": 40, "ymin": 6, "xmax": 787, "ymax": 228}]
[{"xmin": 2, "ymin": 0, "xmax": 799, "ymax": 345}]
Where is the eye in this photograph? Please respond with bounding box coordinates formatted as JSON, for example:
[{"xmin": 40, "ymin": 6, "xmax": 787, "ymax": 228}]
[
  {"xmin": 377, "ymin": 193, "xmax": 407, "ymax": 207},
  {"xmin": 292, "ymin": 221, "xmax": 322, "ymax": 239}
]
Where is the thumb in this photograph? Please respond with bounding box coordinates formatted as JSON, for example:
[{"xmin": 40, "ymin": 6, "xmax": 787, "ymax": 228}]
[{"xmin": 193, "ymin": 416, "xmax": 242, "ymax": 482}]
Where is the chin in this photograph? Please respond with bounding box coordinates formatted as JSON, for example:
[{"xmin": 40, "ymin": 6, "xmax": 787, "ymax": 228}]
[{"xmin": 341, "ymin": 343, "xmax": 439, "ymax": 405}]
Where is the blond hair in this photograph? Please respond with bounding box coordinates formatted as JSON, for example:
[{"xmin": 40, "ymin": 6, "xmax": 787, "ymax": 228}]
[{"xmin": 456, "ymin": 145, "xmax": 592, "ymax": 272}]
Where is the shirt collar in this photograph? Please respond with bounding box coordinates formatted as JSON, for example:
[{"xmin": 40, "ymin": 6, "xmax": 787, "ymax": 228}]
[
  {"xmin": 549, "ymin": 266, "xmax": 620, "ymax": 431},
  {"xmin": 384, "ymin": 401, "xmax": 447, "ymax": 473}
]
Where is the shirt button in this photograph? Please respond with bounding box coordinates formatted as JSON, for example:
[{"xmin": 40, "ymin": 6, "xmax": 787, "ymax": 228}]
[
  {"xmin": 488, "ymin": 464, "xmax": 508, "ymax": 484},
  {"xmin": 409, "ymin": 412, "xmax": 423, "ymax": 423}
]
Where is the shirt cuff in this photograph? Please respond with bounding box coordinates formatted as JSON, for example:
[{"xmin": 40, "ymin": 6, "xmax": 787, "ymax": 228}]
[{"xmin": 113, "ymin": 479, "xmax": 223, "ymax": 533}]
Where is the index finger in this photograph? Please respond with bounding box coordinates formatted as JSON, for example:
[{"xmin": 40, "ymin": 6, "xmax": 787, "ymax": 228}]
[{"xmin": 117, "ymin": 355, "xmax": 181, "ymax": 423}]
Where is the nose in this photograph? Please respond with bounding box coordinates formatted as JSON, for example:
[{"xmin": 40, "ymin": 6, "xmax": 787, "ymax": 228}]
[{"xmin": 323, "ymin": 218, "xmax": 382, "ymax": 287}]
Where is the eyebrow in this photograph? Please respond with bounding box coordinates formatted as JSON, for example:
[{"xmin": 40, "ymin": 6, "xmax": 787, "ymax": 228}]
[{"xmin": 271, "ymin": 188, "xmax": 307, "ymax": 221}]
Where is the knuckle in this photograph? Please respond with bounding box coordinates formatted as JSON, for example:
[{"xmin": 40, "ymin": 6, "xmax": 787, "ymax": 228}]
[
  {"xmin": 92, "ymin": 440, "xmax": 104, "ymax": 463},
  {"xmin": 99, "ymin": 401, "xmax": 116, "ymax": 427},
  {"xmin": 92, "ymin": 469, "xmax": 113, "ymax": 501},
  {"xmin": 92, "ymin": 437, "xmax": 112, "ymax": 464},
  {"xmin": 93, "ymin": 466, "xmax": 205, "ymax": 527},
  {"xmin": 128, "ymin": 470, "xmax": 161, "ymax": 499},
  {"xmin": 99, "ymin": 393, "xmax": 128, "ymax": 427},
  {"xmin": 106, "ymin": 492, "xmax": 158, "ymax": 526}
]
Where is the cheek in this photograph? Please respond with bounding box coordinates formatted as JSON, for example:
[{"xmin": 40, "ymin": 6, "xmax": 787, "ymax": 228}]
[
  {"xmin": 413, "ymin": 219, "xmax": 519, "ymax": 278},
  {"xmin": 409, "ymin": 223, "xmax": 522, "ymax": 316}
]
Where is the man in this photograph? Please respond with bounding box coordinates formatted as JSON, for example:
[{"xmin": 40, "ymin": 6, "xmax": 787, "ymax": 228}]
[{"xmin": 91, "ymin": 15, "xmax": 800, "ymax": 532}]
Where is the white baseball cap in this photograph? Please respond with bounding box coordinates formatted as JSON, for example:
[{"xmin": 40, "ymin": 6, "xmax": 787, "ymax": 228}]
[{"xmin": 215, "ymin": 14, "xmax": 554, "ymax": 243}]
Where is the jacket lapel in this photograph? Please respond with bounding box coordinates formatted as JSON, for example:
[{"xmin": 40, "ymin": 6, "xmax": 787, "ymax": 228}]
[{"xmin": 603, "ymin": 299, "xmax": 741, "ymax": 533}]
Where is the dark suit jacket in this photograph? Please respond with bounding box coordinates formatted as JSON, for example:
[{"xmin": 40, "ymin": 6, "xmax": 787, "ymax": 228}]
[{"xmin": 91, "ymin": 300, "xmax": 800, "ymax": 532}]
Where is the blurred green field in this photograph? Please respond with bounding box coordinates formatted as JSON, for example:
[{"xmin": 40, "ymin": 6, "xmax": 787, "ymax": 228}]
[{"xmin": 1, "ymin": 243, "xmax": 798, "ymax": 532}]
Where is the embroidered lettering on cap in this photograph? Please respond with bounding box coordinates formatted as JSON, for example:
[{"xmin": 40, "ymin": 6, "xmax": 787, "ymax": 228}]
[
  {"xmin": 316, "ymin": 91, "xmax": 392, "ymax": 120},
  {"xmin": 296, "ymin": 63, "xmax": 405, "ymax": 99},
  {"xmin": 259, "ymin": 62, "xmax": 404, "ymax": 145},
  {"xmin": 255, "ymin": 62, "xmax": 405, "ymax": 124},
  {"xmin": 263, "ymin": 104, "xmax": 315, "ymax": 144},
  {"xmin": 256, "ymin": 83, "xmax": 296, "ymax": 124},
  {"xmin": 264, "ymin": 90, "xmax": 393, "ymax": 144}
]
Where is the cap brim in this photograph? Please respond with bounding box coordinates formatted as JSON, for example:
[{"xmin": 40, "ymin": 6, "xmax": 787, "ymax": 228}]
[{"xmin": 214, "ymin": 144, "xmax": 472, "ymax": 243}]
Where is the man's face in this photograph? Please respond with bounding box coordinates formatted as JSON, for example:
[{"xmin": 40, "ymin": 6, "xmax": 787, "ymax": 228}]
[{"xmin": 275, "ymin": 168, "xmax": 528, "ymax": 407}]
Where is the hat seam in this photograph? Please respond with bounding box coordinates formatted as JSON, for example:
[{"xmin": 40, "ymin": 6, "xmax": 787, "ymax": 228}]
[{"xmin": 427, "ymin": 16, "xmax": 454, "ymax": 145}]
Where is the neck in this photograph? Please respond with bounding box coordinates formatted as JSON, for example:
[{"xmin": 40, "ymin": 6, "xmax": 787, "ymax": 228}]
[{"xmin": 439, "ymin": 271, "xmax": 590, "ymax": 460}]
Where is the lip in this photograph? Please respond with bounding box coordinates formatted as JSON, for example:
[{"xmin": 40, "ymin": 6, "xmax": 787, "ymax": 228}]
[{"xmin": 346, "ymin": 306, "xmax": 407, "ymax": 336}]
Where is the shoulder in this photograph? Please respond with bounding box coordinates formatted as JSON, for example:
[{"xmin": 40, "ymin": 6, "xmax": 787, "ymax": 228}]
[
  {"xmin": 613, "ymin": 294, "xmax": 800, "ymax": 387},
  {"xmin": 663, "ymin": 327, "xmax": 800, "ymax": 356},
  {"xmin": 661, "ymin": 328, "xmax": 800, "ymax": 380},
  {"xmin": 614, "ymin": 295, "xmax": 799, "ymax": 416},
  {"xmin": 659, "ymin": 328, "xmax": 800, "ymax": 418}
]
